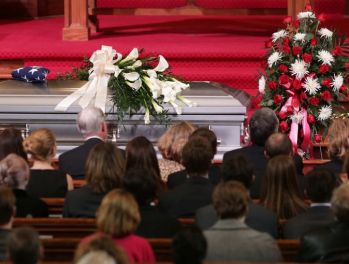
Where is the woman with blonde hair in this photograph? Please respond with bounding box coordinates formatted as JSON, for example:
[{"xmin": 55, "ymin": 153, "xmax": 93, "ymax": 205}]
[
  {"xmin": 316, "ymin": 118, "xmax": 349, "ymax": 176},
  {"xmin": 24, "ymin": 128, "xmax": 73, "ymax": 198},
  {"xmin": 63, "ymin": 142, "xmax": 124, "ymax": 217},
  {"xmin": 81, "ymin": 189, "xmax": 155, "ymax": 263},
  {"xmin": 260, "ymin": 155, "xmax": 307, "ymax": 219},
  {"xmin": 158, "ymin": 121, "xmax": 197, "ymax": 181}
]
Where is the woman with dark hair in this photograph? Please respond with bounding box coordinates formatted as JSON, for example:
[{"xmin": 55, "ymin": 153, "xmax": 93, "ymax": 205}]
[
  {"xmin": 0, "ymin": 128, "xmax": 27, "ymax": 161},
  {"xmin": 81, "ymin": 189, "xmax": 155, "ymax": 263},
  {"xmin": 125, "ymin": 136, "xmax": 163, "ymax": 194},
  {"xmin": 260, "ymin": 155, "xmax": 307, "ymax": 219},
  {"xmin": 123, "ymin": 167, "xmax": 180, "ymax": 238},
  {"xmin": 63, "ymin": 142, "xmax": 125, "ymax": 217}
]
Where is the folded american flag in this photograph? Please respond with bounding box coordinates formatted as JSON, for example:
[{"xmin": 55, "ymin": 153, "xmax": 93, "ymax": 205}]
[{"xmin": 12, "ymin": 66, "xmax": 49, "ymax": 83}]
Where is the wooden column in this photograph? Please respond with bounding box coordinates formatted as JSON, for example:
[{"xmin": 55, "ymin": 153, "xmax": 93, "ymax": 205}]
[
  {"xmin": 288, "ymin": 0, "xmax": 312, "ymax": 19},
  {"xmin": 62, "ymin": 0, "xmax": 90, "ymax": 41}
]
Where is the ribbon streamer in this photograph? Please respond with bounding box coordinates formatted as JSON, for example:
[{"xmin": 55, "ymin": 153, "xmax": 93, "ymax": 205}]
[{"xmin": 55, "ymin": 45, "xmax": 116, "ymax": 113}]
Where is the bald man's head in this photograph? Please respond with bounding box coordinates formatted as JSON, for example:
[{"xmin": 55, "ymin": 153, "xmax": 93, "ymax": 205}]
[{"xmin": 265, "ymin": 133, "xmax": 293, "ymax": 158}]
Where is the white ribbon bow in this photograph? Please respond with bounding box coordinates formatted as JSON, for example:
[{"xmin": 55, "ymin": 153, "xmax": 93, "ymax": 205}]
[{"xmin": 55, "ymin": 45, "xmax": 118, "ymax": 113}]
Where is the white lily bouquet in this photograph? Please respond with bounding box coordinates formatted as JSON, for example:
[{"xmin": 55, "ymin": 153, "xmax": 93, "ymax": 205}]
[{"xmin": 55, "ymin": 45, "xmax": 194, "ymax": 124}]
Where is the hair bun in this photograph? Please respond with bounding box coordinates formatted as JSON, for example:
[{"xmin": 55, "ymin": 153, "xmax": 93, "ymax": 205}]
[{"xmin": 22, "ymin": 139, "xmax": 33, "ymax": 153}]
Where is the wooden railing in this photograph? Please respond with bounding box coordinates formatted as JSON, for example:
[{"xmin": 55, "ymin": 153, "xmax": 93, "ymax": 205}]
[{"xmin": 63, "ymin": 0, "xmax": 310, "ymax": 40}]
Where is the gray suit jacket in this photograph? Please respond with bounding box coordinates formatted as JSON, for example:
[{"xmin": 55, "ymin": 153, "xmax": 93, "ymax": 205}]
[{"xmin": 204, "ymin": 219, "xmax": 282, "ymax": 262}]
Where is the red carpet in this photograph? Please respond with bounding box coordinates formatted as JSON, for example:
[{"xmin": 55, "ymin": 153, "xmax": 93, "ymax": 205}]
[{"xmin": 4, "ymin": 14, "xmax": 348, "ymax": 96}]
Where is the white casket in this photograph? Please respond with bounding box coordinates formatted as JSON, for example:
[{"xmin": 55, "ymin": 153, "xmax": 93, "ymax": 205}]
[{"xmin": 0, "ymin": 80, "xmax": 249, "ymax": 159}]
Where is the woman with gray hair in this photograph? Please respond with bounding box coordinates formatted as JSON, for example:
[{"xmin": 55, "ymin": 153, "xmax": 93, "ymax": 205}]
[{"xmin": 0, "ymin": 154, "xmax": 48, "ymax": 217}]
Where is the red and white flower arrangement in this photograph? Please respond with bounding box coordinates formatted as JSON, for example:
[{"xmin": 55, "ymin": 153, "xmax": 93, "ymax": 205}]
[{"xmin": 257, "ymin": 4, "xmax": 349, "ymax": 151}]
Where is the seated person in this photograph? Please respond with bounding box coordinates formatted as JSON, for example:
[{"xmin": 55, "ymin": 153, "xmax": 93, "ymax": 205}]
[
  {"xmin": 59, "ymin": 106, "xmax": 124, "ymax": 179},
  {"xmin": 204, "ymin": 181, "xmax": 282, "ymax": 262},
  {"xmin": 63, "ymin": 142, "xmax": 124, "ymax": 217},
  {"xmin": 298, "ymin": 182, "xmax": 349, "ymax": 262},
  {"xmin": 158, "ymin": 121, "xmax": 197, "ymax": 182},
  {"xmin": 172, "ymin": 226, "xmax": 207, "ymax": 264},
  {"xmin": 196, "ymin": 155, "xmax": 278, "ymax": 238},
  {"xmin": 0, "ymin": 186, "xmax": 15, "ymax": 261},
  {"xmin": 283, "ymin": 169, "xmax": 337, "ymax": 239},
  {"xmin": 81, "ymin": 189, "xmax": 155, "ymax": 263},
  {"xmin": 74, "ymin": 235, "xmax": 129, "ymax": 264},
  {"xmin": 160, "ymin": 137, "xmax": 214, "ymax": 217},
  {"xmin": 23, "ymin": 128, "xmax": 73, "ymax": 198},
  {"xmin": 0, "ymin": 154, "xmax": 48, "ymax": 217},
  {"xmin": 260, "ymin": 155, "xmax": 308, "ymax": 219},
  {"xmin": 0, "ymin": 127, "xmax": 28, "ymax": 162},
  {"xmin": 167, "ymin": 127, "xmax": 220, "ymax": 189},
  {"xmin": 7, "ymin": 227, "xmax": 42, "ymax": 264},
  {"xmin": 123, "ymin": 167, "xmax": 180, "ymax": 238}
]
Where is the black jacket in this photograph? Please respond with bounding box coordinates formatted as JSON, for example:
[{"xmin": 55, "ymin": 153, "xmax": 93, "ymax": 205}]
[{"xmin": 14, "ymin": 189, "xmax": 49, "ymax": 218}]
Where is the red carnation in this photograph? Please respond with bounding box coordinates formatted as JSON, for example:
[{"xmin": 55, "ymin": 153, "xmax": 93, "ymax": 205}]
[
  {"xmin": 314, "ymin": 134, "xmax": 322, "ymax": 143},
  {"xmin": 265, "ymin": 39, "xmax": 273, "ymax": 48},
  {"xmin": 321, "ymin": 78, "xmax": 332, "ymax": 87},
  {"xmin": 268, "ymin": 81, "xmax": 278, "ymax": 90},
  {"xmin": 311, "ymin": 38, "xmax": 317, "ymax": 46},
  {"xmin": 279, "ymin": 121, "xmax": 289, "ymax": 133},
  {"xmin": 283, "ymin": 16, "xmax": 292, "ymax": 24},
  {"xmin": 302, "ymin": 53, "xmax": 313, "ymax": 63},
  {"xmin": 278, "ymin": 64, "xmax": 288, "ymax": 73},
  {"xmin": 333, "ymin": 46, "xmax": 342, "ymax": 56},
  {"xmin": 307, "ymin": 114, "xmax": 315, "ymax": 124},
  {"xmin": 279, "ymin": 111, "xmax": 287, "ymax": 120},
  {"xmin": 292, "ymin": 20, "xmax": 300, "ymax": 28},
  {"xmin": 273, "ymin": 94, "xmax": 283, "ymax": 105},
  {"xmin": 283, "ymin": 37, "xmax": 290, "ymax": 45},
  {"xmin": 300, "ymin": 92, "xmax": 307, "ymax": 102},
  {"xmin": 319, "ymin": 64, "xmax": 330, "ymax": 74},
  {"xmin": 250, "ymin": 95, "xmax": 263, "ymax": 109},
  {"xmin": 321, "ymin": 90, "xmax": 332, "ymax": 101},
  {"xmin": 309, "ymin": 97, "xmax": 320, "ymax": 106},
  {"xmin": 292, "ymin": 46, "xmax": 302, "ymax": 56},
  {"xmin": 283, "ymin": 45, "xmax": 291, "ymax": 54},
  {"xmin": 340, "ymin": 85, "xmax": 348, "ymax": 93},
  {"xmin": 279, "ymin": 74, "xmax": 290, "ymax": 85},
  {"xmin": 292, "ymin": 79, "xmax": 302, "ymax": 90},
  {"xmin": 305, "ymin": 3, "xmax": 312, "ymax": 11}
]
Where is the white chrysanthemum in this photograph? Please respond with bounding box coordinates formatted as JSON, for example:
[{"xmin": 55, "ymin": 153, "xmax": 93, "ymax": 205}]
[
  {"xmin": 318, "ymin": 28, "xmax": 333, "ymax": 39},
  {"xmin": 332, "ymin": 74, "xmax": 344, "ymax": 92},
  {"xmin": 258, "ymin": 76, "xmax": 266, "ymax": 94},
  {"xmin": 291, "ymin": 112, "xmax": 304, "ymax": 124},
  {"xmin": 268, "ymin": 52, "xmax": 282, "ymax": 68},
  {"xmin": 317, "ymin": 50, "xmax": 335, "ymax": 65},
  {"xmin": 297, "ymin": 11, "xmax": 315, "ymax": 19},
  {"xmin": 293, "ymin": 33, "xmax": 306, "ymax": 42},
  {"xmin": 290, "ymin": 59, "xmax": 309, "ymax": 80},
  {"xmin": 302, "ymin": 76, "xmax": 321, "ymax": 95},
  {"xmin": 272, "ymin": 30, "xmax": 288, "ymax": 42},
  {"xmin": 318, "ymin": 105, "xmax": 332, "ymax": 121}
]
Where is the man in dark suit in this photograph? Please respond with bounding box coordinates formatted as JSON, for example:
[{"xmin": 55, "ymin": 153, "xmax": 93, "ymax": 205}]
[
  {"xmin": 59, "ymin": 106, "xmax": 124, "ymax": 179},
  {"xmin": 196, "ymin": 154, "xmax": 278, "ymax": 238},
  {"xmin": 283, "ymin": 169, "xmax": 337, "ymax": 239},
  {"xmin": 223, "ymin": 108, "xmax": 279, "ymax": 198},
  {"xmin": 167, "ymin": 127, "xmax": 220, "ymax": 189},
  {"xmin": 160, "ymin": 137, "xmax": 214, "ymax": 218},
  {"xmin": 298, "ymin": 182, "xmax": 349, "ymax": 262}
]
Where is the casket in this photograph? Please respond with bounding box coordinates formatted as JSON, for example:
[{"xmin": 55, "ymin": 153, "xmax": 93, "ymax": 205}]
[{"xmin": 0, "ymin": 80, "xmax": 250, "ymax": 159}]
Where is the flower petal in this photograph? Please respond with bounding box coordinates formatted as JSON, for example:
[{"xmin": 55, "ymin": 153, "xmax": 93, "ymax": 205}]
[
  {"xmin": 123, "ymin": 72, "xmax": 140, "ymax": 82},
  {"xmin": 126, "ymin": 78, "xmax": 142, "ymax": 90},
  {"xmin": 153, "ymin": 55, "xmax": 169, "ymax": 72},
  {"xmin": 121, "ymin": 48, "xmax": 139, "ymax": 63}
]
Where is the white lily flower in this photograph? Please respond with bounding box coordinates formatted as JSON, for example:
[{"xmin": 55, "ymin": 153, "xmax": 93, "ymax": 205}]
[
  {"xmin": 145, "ymin": 70, "xmax": 157, "ymax": 78},
  {"xmin": 170, "ymin": 101, "xmax": 182, "ymax": 115},
  {"xmin": 114, "ymin": 66, "xmax": 123, "ymax": 78},
  {"xmin": 161, "ymin": 84, "xmax": 177, "ymax": 103},
  {"xmin": 131, "ymin": 60, "xmax": 142, "ymax": 68},
  {"xmin": 143, "ymin": 76, "xmax": 162, "ymax": 99},
  {"xmin": 120, "ymin": 48, "xmax": 139, "ymax": 63},
  {"xmin": 113, "ymin": 52, "xmax": 123, "ymax": 64},
  {"xmin": 153, "ymin": 55, "xmax": 169, "ymax": 72},
  {"xmin": 144, "ymin": 108, "xmax": 150, "ymax": 124},
  {"xmin": 152, "ymin": 100, "xmax": 163, "ymax": 113},
  {"xmin": 126, "ymin": 78, "xmax": 142, "ymax": 90},
  {"xmin": 177, "ymin": 95, "xmax": 197, "ymax": 107},
  {"xmin": 258, "ymin": 76, "xmax": 266, "ymax": 94},
  {"xmin": 172, "ymin": 79, "xmax": 190, "ymax": 91},
  {"xmin": 123, "ymin": 72, "xmax": 140, "ymax": 82}
]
